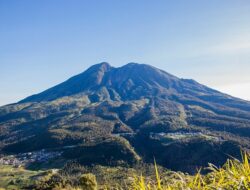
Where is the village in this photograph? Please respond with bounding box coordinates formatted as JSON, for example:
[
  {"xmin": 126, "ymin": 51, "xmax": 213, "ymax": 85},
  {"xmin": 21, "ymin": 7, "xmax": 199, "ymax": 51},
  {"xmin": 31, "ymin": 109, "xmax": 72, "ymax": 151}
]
[
  {"xmin": 150, "ymin": 131, "xmax": 224, "ymax": 143},
  {"xmin": 0, "ymin": 149, "xmax": 62, "ymax": 167}
]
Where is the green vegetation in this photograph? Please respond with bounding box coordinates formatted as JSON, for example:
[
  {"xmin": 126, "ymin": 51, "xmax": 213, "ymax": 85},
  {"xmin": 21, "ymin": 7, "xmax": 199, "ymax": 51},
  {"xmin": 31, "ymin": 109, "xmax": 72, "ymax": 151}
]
[
  {"xmin": 79, "ymin": 174, "xmax": 97, "ymax": 190},
  {"xmin": 131, "ymin": 152, "xmax": 250, "ymax": 190},
  {"xmin": 1, "ymin": 152, "xmax": 249, "ymax": 190},
  {"xmin": 0, "ymin": 165, "xmax": 43, "ymax": 190}
]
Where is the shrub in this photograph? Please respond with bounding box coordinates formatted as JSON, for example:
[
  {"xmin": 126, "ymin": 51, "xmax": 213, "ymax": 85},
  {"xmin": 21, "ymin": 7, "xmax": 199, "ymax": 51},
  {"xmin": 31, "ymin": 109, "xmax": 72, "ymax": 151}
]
[{"xmin": 79, "ymin": 173, "xmax": 97, "ymax": 190}]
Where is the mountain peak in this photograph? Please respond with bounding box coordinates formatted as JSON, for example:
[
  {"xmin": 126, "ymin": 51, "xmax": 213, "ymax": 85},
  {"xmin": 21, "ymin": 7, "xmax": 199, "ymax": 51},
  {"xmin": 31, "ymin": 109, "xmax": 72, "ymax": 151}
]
[
  {"xmin": 19, "ymin": 62, "xmax": 235, "ymax": 103},
  {"xmin": 96, "ymin": 62, "xmax": 111, "ymax": 69},
  {"xmin": 19, "ymin": 62, "xmax": 182, "ymax": 102},
  {"xmin": 123, "ymin": 62, "xmax": 142, "ymax": 67},
  {"xmin": 87, "ymin": 62, "xmax": 112, "ymax": 73},
  {"xmin": 121, "ymin": 62, "xmax": 152, "ymax": 69}
]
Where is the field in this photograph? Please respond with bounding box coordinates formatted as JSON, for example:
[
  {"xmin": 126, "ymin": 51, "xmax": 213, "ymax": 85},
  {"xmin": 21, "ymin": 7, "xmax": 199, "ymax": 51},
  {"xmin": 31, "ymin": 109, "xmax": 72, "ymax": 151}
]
[{"xmin": 0, "ymin": 165, "xmax": 45, "ymax": 190}]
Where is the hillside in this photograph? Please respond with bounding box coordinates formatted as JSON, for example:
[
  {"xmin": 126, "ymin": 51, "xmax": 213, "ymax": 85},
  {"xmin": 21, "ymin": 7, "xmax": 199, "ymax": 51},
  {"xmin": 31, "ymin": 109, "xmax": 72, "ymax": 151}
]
[{"xmin": 0, "ymin": 62, "xmax": 250, "ymax": 173}]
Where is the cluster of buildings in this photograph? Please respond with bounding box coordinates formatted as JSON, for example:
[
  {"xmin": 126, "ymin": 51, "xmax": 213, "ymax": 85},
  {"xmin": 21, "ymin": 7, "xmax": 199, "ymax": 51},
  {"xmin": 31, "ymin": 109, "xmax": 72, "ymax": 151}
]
[
  {"xmin": 0, "ymin": 149, "xmax": 62, "ymax": 167},
  {"xmin": 150, "ymin": 132, "xmax": 222, "ymax": 142}
]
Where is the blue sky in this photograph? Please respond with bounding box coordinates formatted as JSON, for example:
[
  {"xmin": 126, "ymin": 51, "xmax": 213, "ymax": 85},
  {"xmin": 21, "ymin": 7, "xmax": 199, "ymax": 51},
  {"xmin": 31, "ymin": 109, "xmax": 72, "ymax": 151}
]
[{"xmin": 0, "ymin": 0, "xmax": 250, "ymax": 106}]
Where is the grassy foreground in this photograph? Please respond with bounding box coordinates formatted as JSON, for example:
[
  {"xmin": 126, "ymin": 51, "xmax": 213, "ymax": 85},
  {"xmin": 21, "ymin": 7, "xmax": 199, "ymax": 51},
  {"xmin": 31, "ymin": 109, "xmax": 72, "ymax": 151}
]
[
  {"xmin": 131, "ymin": 152, "xmax": 250, "ymax": 190},
  {"xmin": 0, "ymin": 152, "xmax": 249, "ymax": 190}
]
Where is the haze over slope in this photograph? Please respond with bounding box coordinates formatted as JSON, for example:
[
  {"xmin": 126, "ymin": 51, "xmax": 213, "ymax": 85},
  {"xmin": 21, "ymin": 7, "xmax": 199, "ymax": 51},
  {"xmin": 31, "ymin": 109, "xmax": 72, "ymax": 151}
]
[{"xmin": 0, "ymin": 62, "xmax": 250, "ymax": 172}]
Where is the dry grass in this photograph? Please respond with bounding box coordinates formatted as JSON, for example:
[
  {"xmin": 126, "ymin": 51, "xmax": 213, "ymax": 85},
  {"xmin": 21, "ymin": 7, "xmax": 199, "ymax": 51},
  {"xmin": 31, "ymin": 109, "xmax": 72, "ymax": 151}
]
[{"xmin": 129, "ymin": 152, "xmax": 250, "ymax": 190}]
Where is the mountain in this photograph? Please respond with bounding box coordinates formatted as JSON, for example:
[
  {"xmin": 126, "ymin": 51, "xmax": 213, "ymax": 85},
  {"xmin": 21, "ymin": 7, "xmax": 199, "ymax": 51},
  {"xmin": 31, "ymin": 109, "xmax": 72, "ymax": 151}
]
[{"xmin": 0, "ymin": 62, "xmax": 250, "ymax": 173}]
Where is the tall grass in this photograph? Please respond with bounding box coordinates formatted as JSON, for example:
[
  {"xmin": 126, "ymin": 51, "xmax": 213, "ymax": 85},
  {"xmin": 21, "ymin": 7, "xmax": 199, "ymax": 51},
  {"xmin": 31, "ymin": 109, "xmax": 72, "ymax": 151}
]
[{"xmin": 130, "ymin": 152, "xmax": 250, "ymax": 190}]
